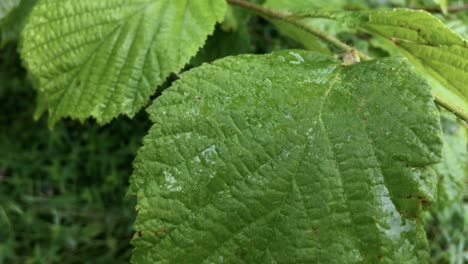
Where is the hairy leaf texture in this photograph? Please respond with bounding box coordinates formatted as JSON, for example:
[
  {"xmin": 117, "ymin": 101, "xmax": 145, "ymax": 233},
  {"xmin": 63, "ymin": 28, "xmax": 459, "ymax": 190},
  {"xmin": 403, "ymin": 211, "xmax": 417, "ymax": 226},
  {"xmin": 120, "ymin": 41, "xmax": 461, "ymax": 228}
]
[
  {"xmin": 286, "ymin": 9, "xmax": 468, "ymax": 121},
  {"xmin": 355, "ymin": 10, "xmax": 468, "ymax": 121},
  {"xmin": 20, "ymin": 0, "xmax": 227, "ymax": 126},
  {"xmin": 131, "ymin": 51, "xmax": 442, "ymax": 263}
]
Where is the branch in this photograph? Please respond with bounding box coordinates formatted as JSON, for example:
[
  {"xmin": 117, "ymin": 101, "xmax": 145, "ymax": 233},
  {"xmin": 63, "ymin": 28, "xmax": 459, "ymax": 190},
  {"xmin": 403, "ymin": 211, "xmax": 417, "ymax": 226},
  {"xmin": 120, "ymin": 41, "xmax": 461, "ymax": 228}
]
[
  {"xmin": 226, "ymin": 0, "xmax": 371, "ymax": 61},
  {"xmin": 434, "ymin": 96, "xmax": 468, "ymax": 124}
]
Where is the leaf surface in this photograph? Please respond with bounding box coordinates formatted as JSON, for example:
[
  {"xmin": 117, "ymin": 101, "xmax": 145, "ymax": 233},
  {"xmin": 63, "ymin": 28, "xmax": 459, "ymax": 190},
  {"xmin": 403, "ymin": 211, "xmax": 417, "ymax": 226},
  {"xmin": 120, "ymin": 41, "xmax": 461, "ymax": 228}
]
[
  {"xmin": 131, "ymin": 50, "xmax": 442, "ymax": 263},
  {"xmin": 304, "ymin": 9, "xmax": 468, "ymax": 119},
  {"xmin": 357, "ymin": 9, "xmax": 468, "ymax": 119},
  {"xmin": 20, "ymin": 0, "xmax": 227, "ymax": 125}
]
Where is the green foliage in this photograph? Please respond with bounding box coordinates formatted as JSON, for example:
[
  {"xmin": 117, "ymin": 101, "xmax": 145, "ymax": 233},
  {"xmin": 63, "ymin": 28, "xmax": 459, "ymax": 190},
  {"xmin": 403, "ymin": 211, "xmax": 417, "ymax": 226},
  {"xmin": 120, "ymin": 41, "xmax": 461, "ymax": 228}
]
[
  {"xmin": 0, "ymin": 44, "xmax": 151, "ymax": 263},
  {"xmin": 131, "ymin": 50, "xmax": 442, "ymax": 263},
  {"xmin": 425, "ymin": 112, "xmax": 468, "ymax": 264},
  {"xmin": 191, "ymin": 5, "xmax": 253, "ymax": 66},
  {"xmin": 285, "ymin": 8, "xmax": 468, "ymax": 119},
  {"xmin": 433, "ymin": 112, "xmax": 468, "ymax": 209},
  {"xmin": 263, "ymin": 0, "xmax": 346, "ymax": 54},
  {"xmin": 425, "ymin": 202, "xmax": 467, "ymax": 264},
  {"xmin": 0, "ymin": 0, "xmax": 20, "ymax": 19},
  {"xmin": 354, "ymin": 9, "xmax": 468, "ymax": 120},
  {"xmin": 435, "ymin": 0, "xmax": 448, "ymax": 14},
  {"xmin": 0, "ymin": 0, "xmax": 467, "ymax": 263},
  {"xmin": 20, "ymin": 0, "xmax": 227, "ymax": 126}
]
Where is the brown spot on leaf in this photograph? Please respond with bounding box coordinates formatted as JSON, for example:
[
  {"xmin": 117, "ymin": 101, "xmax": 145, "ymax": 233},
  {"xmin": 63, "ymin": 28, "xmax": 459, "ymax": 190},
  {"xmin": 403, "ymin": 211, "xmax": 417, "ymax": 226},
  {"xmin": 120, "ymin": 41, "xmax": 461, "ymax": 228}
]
[
  {"xmin": 153, "ymin": 227, "xmax": 168, "ymax": 237},
  {"xmin": 418, "ymin": 197, "xmax": 431, "ymax": 207}
]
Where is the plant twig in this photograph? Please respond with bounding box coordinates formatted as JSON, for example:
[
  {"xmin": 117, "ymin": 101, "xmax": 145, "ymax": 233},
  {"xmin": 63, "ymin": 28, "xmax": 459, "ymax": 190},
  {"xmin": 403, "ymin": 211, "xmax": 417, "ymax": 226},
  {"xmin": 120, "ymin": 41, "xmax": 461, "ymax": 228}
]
[
  {"xmin": 226, "ymin": 0, "xmax": 371, "ymax": 61},
  {"xmin": 434, "ymin": 96, "xmax": 468, "ymax": 124}
]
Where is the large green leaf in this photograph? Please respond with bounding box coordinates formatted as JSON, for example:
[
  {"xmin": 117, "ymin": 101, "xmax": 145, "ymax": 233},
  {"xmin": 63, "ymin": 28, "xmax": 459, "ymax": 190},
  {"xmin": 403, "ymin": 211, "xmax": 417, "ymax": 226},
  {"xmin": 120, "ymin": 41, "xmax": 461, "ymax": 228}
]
[
  {"xmin": 131, "ymin": 50, "xmax": 442, "ymax": 263},
  {"xmin": 20, "ymin": 0, "xmax": 227, "ymax": 126},
  {"xmin": 355, "ymin": 10, "xmax": 468, "ymax": 120},
  {"xmin": 301, "ymin": 9, "xmax": 468, "ymax": 119}
]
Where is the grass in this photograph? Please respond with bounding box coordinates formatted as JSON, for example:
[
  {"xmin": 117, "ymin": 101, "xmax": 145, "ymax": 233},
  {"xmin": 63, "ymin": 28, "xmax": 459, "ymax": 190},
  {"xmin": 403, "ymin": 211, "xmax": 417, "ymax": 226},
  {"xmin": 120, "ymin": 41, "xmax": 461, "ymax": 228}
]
[{"xmin": 0, "ymin": 44, "xmax": 151, "ymax": 263}]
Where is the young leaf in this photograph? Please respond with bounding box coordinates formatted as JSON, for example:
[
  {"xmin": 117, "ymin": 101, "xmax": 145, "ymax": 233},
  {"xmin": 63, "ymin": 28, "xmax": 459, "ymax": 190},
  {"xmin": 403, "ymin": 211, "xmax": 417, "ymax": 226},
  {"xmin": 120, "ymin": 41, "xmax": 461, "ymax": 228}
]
[
  {"xmin": 433, "ymin": 0, "xmax": 447, "ymax": 15},
  {"xmin": 20, "ymin": 0, "xmax": 227, "ymax": 126},
  {"xmin": 264, "ymin": 0, "xmax": 346, "ymax": 11},
  {"xmin": 131, "ymin": 50, "xmax": 442, "ymax": 263}
]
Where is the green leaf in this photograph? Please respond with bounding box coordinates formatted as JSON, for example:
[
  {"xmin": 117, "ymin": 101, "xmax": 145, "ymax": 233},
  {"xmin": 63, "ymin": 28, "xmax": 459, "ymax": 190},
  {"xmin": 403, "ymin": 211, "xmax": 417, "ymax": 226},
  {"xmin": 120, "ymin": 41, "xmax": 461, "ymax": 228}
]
[
  {"xmin": 358, "ymin": 10, "xmax": 468, "ymax": 120},
  {"xmin": 20, "ymin": 0, "xmax": 227, "ymax": 126},
  {"xmin": 433, "ymin": 0, "xmax": 447, "ymax": 15},
  {"xmin": 341, "ymin": 9, "xmax": 468, "ymax": 120},
  {"xmin": 433, "ymin": 111, "xmax": 467, "ymax": 209},
  {"xmin": 131, "ymin": 50, "xmax": 442, "ymax": 263}
]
